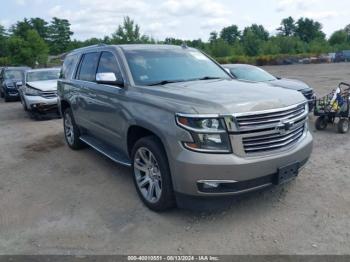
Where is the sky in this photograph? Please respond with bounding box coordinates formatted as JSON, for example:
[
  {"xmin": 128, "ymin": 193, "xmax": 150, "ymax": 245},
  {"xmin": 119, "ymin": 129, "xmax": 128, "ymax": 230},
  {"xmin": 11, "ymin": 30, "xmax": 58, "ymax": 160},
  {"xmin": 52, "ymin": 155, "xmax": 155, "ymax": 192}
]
[{"xmin": 1, "ymin": 0, "xmax": 350, "ymax": 41}]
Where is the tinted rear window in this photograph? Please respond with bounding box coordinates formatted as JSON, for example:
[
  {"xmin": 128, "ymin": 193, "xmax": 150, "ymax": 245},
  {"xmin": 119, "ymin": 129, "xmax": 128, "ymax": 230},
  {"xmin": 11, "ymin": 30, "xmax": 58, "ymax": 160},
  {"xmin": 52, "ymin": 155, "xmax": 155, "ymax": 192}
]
[{"xmin": 61, "ymin": 54, "xmax": 79, "ymax": 79}]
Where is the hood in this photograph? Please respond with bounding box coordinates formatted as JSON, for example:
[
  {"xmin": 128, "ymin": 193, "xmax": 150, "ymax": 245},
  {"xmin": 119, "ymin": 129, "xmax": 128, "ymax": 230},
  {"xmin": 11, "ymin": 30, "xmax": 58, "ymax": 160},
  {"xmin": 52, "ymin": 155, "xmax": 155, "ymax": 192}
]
[
  {"xmin": 4, "ymin": 79, "xmax": 22, "ymax": 87},
  {"xmin": 26, "ymin": 80, "xmax": 58, "ymax": 91},
  {"xmin": 268, "ymin": 78, "xmax": 310, "ymax": 91},
  {"xmin": 135, "ymin": 79, "xmax": 306, "ymax": 114}
]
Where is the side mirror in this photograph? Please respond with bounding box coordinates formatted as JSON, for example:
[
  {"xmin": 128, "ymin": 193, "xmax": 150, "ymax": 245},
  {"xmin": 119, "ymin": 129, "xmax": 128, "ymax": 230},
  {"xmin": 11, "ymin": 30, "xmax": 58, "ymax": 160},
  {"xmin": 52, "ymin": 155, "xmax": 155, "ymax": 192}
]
[{"xmin": 96, "ymin": 72, "xmax": 124, "ymax": 87}]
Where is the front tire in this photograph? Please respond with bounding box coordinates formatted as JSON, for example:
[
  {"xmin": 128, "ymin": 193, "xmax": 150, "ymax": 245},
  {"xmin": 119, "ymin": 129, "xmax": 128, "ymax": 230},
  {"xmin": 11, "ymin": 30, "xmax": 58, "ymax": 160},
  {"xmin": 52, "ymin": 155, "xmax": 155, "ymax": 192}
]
[
  {"xmin": 338, "ymin": 119, "xmax": 349, "ymax": 134},
  {"xmin": 131, "ymin": 136, "xmax": 175, "ymax": 211},
  {"xmin": 315, "ymin": 116, "xmax": 327, "ymax": 130},
  {"xmin": 63, "ymin": 108, "xmax": 85, "ymax": 150}
]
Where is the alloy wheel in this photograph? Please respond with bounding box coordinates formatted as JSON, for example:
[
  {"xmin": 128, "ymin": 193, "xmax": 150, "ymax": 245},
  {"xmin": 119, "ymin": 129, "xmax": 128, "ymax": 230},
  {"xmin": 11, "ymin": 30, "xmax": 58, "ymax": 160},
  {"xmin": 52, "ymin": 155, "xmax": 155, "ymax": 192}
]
[
  {"xmin": 134, "ymin": 147, "xmax": 162, "ymax": 203},
  {"xmin": 64, "ymin": 113, "xmax": 74, "ymax": 145}
]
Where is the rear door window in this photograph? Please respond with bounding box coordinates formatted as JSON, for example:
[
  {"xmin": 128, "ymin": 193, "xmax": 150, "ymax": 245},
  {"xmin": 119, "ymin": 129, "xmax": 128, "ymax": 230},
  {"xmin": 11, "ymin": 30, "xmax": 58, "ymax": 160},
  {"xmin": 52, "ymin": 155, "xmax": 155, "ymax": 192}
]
[{"xmin": 77, "ymin": 52, "xmax": 100, "ymax": 82}]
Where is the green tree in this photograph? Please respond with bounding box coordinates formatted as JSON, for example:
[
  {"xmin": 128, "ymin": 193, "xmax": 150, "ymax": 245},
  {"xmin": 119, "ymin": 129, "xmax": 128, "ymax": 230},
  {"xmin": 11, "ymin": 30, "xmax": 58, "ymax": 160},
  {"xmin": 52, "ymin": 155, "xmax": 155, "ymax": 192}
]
[
  {"xmin": 344, "ymin": 24, "xmax": 350, "ymax": 35},
  {"xmin": 10, "ymin": 18, "xmax": 32, "ymax": 38},
  {"xmin": 220, "ymin": 25, "xmax": 241, "ymax": 44},
  {"xmin": 30, "ymin": 17, "xmax": 49, "ymax": 40},
  {"xmin": 48, "ymin": 17, "xmax": 73, "ymax": 54},
  {"xmin": 7, "ymin": 36, "xmax": 30, "ymax": 65},
  {"xmin": 242, "ymin": 29, "xmax": 263, "ymax": 56},
  {"xmin": 329, "ymin": 30, "xmax": 348, "ymax": 46},
  {"xmin": 26, "ymin": 29, "xmax": 49, "ymax": 66},
  {"xmin": 295, "ymin": 18, "xmax": 325, "ymax": 42},
  {"xmin": 243, "ymin": 24, "xmax": 269, "ymax": 41},
  {"xmin": 0, "ymin": 24, "xmax": 9, "ymax": 57},
  {"xmin": 7, "ymin": 30, "xmax": 48, "ymax": 67},
  {"xmin": 277, "ymin": 16, "xmax": 296, "ymax": 36},
  {"xmin": 111, "ymin": 16, "xmax": 143, "ymax": 44},
  {"xmin": 262, "ymin": 39, "xmax": 281, "ymax": 55},
  {"xmin": 209, "ymin": 31, "xmax": 218, "ymax": 43},
  {"xmin": 208, "ymin": 38, "xmax": 235, "ymax": 57},
  {"xmin": 308, "ymin": 38, "xmax": 330, "ymax": 54}
]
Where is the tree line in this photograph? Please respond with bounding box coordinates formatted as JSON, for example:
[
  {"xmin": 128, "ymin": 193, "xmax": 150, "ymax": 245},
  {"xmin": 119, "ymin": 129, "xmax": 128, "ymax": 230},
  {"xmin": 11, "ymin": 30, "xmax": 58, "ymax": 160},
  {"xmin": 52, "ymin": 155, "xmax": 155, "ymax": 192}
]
[{"xmin": 1, "ymin": 16, "xmax": 350, "ymax": 67}]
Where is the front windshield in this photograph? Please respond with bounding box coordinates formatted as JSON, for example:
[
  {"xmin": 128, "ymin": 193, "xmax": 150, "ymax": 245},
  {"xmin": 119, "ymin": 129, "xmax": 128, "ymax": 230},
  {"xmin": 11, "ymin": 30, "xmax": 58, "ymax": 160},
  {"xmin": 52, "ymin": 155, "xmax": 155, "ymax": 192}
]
[
  {"xmin": 124, "ymin": 48, "xmax": 230, "ymax": 85},
  {"xmin": 230, "ymin": 66, "xmax": 276, "ymax": 82},
  {"xmin": 27, "ymin": 70, "xmax": 60, "ymax": 82},
  {"xmin": 4, "ymin": 70, "xmax": 24, "ymax": 80}
]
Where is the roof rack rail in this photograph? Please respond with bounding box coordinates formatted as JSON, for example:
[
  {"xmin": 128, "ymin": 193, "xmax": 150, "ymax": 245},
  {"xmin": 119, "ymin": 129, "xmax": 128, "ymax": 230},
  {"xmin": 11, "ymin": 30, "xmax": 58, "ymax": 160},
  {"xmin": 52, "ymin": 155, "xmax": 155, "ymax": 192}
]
[{"xmin": 70, "ymin": 43, "xmax": 108, "ymax": 53}]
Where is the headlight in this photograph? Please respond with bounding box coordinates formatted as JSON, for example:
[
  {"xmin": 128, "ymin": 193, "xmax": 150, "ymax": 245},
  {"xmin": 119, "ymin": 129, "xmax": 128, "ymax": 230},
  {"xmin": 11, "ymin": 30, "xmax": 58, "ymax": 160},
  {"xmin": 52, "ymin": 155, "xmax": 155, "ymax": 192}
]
[
  {"xmin": 25, "ymin": 85, "xmax": 40, "ymax": 96},
  {"xmin": 6, "ymin": 84, "xmax": 15, "ymax": 89},
  {"xmin": 176, "ymin": 114, "xmax": 231, "ymax": 153}
]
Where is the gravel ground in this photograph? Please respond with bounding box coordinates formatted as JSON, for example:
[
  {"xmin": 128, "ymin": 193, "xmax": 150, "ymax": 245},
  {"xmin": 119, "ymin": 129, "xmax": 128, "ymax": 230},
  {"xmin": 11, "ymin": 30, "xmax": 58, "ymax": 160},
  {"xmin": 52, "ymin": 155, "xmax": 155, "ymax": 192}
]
[{"xmin": 0, "ymin": 63, "xmax": 349, "ymax": 255}]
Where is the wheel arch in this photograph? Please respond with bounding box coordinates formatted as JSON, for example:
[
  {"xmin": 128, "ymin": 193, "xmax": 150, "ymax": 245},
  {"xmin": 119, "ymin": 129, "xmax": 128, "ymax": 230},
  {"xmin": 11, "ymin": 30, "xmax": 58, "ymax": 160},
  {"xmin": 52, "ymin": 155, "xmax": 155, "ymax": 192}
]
[
  {"xmin": 127, "ymin": 125, "xmax": 168, "ymax": 159},
  {"xmin": 60, "ymin": 99, "xmax": 71, "ymax": 116}
]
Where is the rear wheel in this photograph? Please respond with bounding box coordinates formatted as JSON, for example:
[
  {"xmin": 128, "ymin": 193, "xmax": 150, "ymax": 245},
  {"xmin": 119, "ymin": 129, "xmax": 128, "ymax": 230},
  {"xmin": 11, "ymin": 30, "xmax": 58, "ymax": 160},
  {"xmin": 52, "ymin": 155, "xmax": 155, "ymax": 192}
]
[
  {"xmin": 131, "ymin": 136, "xmax": 175, "ymax": 211},
  {"xmin": 63, "ymin": 108, "xmax": 85, "ymax": 150},
  {"xmin": 315, "ymin": 116, "xmax": 327, "ymax": 130},
  {"xmin": 337, "ymin": 119, "xmax": 349, "ymax": 134}
]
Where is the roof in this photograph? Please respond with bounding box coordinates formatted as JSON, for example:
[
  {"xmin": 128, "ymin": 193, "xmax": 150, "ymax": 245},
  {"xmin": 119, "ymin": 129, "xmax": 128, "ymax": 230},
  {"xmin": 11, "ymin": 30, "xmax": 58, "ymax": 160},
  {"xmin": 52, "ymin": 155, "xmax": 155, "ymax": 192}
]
[
  {"xmin": 118, "ymin": 44, "xmax": 194, "ymax": 51},
  {"xmin": 26, "ymin": 68, "xmax": 61, "ymax": 73},
  {"xmin": 222, "ymin": 64, "xmax": 256, "ymax": 69},
  {"xmin": 68, "ymin": 44, "xmax": 195, "ymax": 55},
  {"xmin": 3, "ymin": 66, "xmax": 31, "ymax": 70}
]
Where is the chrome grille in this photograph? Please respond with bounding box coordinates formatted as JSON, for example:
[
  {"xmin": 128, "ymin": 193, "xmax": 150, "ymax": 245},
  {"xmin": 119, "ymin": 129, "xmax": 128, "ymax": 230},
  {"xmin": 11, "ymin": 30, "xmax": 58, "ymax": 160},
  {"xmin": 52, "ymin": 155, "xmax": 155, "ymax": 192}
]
[
  {"xmin": 40, "ymin": 91, "xmax": 57, "ymax": 98},
  {"xmin": 228, "ymin": 103, "xmax": 308, "ymax": 156},
  {"xmin": 235, "ymin": 103, "xmax": 305, "ymax": 131},
  {"xmin": 242, "ymin": 125, "xmax": 305, "ymax": 154}
]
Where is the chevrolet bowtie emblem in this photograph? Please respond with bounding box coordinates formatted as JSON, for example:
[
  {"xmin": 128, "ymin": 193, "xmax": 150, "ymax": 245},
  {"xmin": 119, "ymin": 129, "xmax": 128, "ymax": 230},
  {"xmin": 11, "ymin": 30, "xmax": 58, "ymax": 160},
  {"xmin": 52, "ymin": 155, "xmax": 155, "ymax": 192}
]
[{"xmin": 276, "ymin": 120, "xmax": 294, "ymax": 134}]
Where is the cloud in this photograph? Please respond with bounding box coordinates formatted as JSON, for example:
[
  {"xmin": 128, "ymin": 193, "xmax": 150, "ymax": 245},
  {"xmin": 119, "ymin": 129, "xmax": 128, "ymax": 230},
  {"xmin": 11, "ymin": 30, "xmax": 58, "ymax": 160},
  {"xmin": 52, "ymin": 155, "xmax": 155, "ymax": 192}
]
[
  {"xmin": 47, "ymin": 0, "xmax": 231, "ymax": 40},
  {"xmin": 161, "ymin": 0, "xmax": 230, "ymax": 17},
  {"xmin": 302, "ymin": 11, "xmax": 339, "ymax": 20},
  {"xmin": 15, "ymin": 0, "xmax": 44, "ymax": 6},
  {"xmin": 201, "ymin": 18, "xmax": 231, "ymax": 30},
  {"xmin": 15, "ymin": 0, "xmax": 26, "ymax": 5},
  {"xmin": 275, "ymin": 0, "xmax": 317, "ymax": 12}
]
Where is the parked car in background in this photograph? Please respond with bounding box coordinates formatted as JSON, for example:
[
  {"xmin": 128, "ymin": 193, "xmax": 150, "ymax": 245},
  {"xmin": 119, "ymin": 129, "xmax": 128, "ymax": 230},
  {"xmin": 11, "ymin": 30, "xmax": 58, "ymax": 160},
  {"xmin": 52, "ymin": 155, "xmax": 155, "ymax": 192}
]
[
  {"xmin": 334, "ymin": 50, "xmax": 350, "ymax": 62},
  {"xmin": 223, "ymin": 64, "xmax": 315, "ymax": 110},
  {"xmin": 58, "ymin": 44, "xmax": 312, "ymax": 211},
  {"xmin": 0, "ymin": 67, "xmax": 30, "ymax": 102},
  {"xmin": 19, "ymin": 68, "xmax": 61, "ymax": 119}
]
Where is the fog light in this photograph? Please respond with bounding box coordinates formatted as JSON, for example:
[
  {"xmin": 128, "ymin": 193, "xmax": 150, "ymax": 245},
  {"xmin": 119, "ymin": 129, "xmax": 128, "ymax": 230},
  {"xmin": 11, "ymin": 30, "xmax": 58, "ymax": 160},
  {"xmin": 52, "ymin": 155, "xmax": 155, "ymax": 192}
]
[{"xmin": 203, "ymin": 182, "xmax": 220, "ymax": 189}]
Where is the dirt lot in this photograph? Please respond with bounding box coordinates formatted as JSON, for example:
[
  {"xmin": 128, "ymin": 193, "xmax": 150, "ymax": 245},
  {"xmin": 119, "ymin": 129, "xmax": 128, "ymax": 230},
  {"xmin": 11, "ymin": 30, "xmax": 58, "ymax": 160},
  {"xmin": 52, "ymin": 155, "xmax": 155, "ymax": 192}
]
[{"xmin": 0, "ymin": 63, "xmax": 349, "ymax": 255}]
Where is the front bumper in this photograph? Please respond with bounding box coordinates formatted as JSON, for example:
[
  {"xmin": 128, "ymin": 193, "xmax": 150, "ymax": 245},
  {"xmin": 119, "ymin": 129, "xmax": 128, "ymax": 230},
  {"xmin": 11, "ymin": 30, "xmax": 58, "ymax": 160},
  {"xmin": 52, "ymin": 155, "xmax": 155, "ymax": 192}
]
[
  {"xmin": 6, "ymin": 89, "xmax": 20, "ymax": 98},
  {"xmin": 169, "ymin": 131, "xmax": 313, "ymax": 196},
  {"xmin": 24, "ymin": 95, "xmax": 58, "ymax": 113}
]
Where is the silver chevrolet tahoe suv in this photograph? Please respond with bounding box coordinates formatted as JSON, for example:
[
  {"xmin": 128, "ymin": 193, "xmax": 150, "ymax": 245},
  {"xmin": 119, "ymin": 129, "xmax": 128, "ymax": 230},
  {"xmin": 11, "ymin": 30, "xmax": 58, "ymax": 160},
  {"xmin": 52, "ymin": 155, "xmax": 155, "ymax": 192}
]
[{"xmin": 58, "ymin": 44, "xmax": 313, "ymax": 211}]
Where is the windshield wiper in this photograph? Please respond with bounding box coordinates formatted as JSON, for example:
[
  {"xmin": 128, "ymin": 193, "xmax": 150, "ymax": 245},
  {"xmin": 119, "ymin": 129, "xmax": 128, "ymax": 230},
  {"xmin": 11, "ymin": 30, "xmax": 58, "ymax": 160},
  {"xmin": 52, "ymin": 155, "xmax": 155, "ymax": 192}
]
[
  {"xmin": 196, "ymin": 76, "xmax": 224, "ymax": 81},
  {"xmin": 146, "ymin": 77, "xmax": 225, "ymax": 86},
  {"xmin": 147, "ymin": 80, "xmax": 186, "ymax": 86}
]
